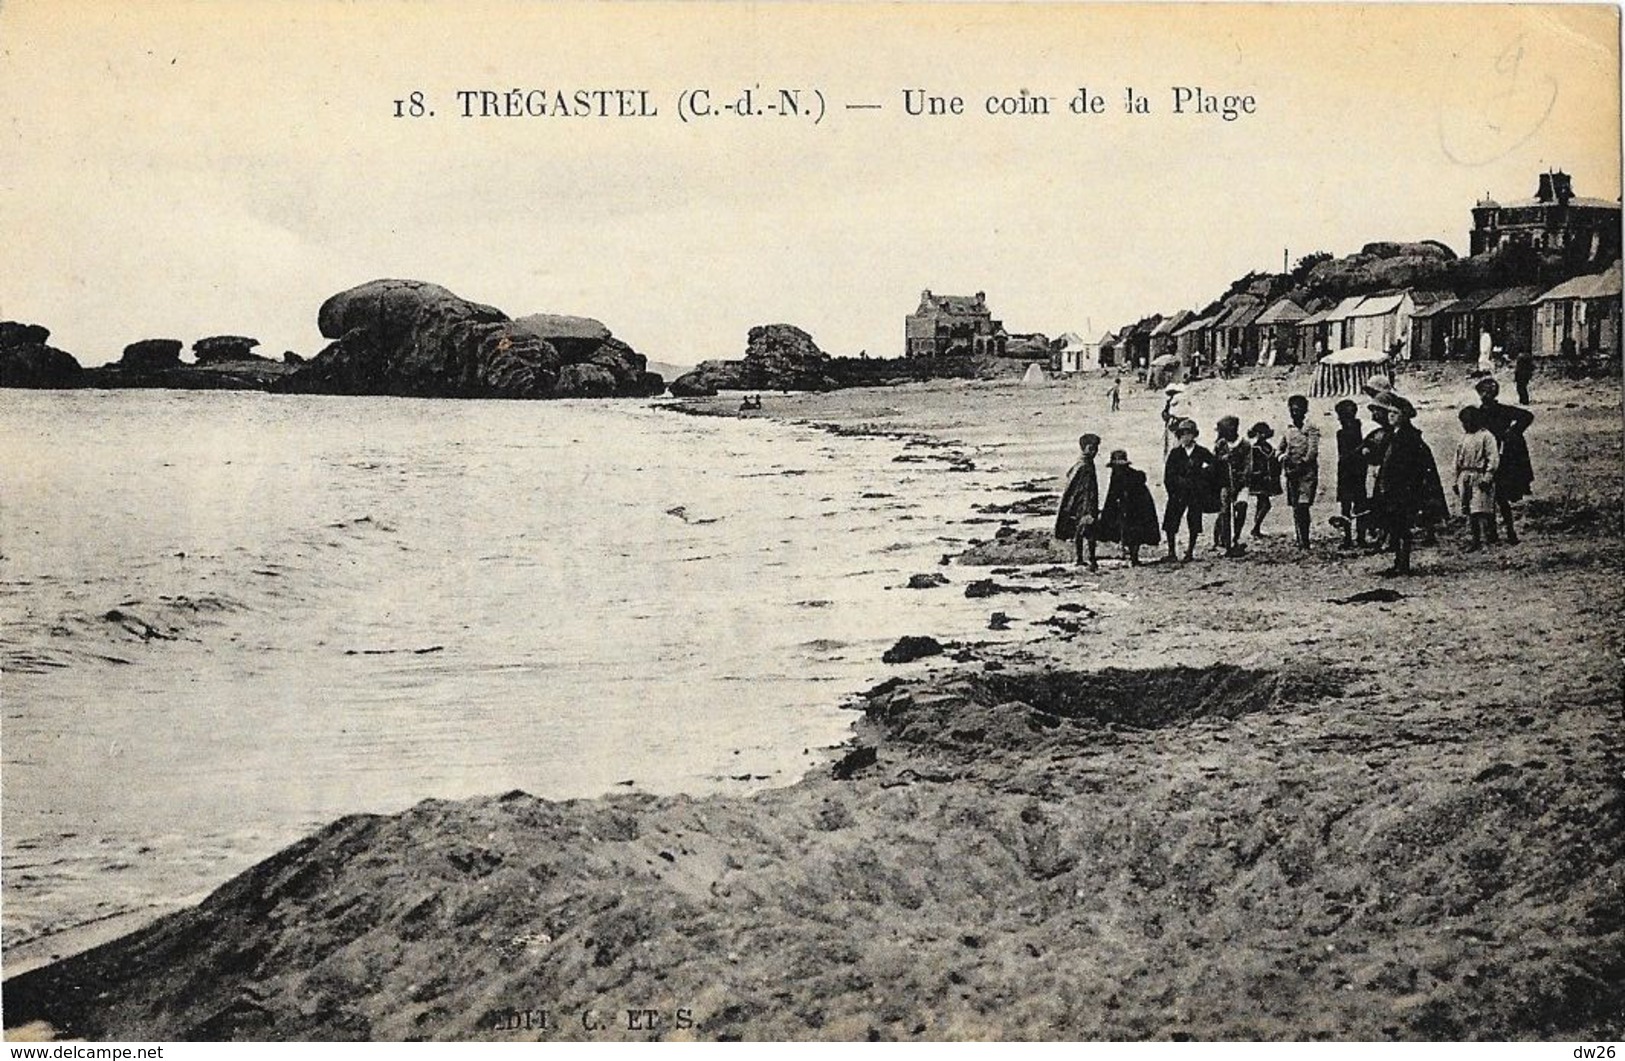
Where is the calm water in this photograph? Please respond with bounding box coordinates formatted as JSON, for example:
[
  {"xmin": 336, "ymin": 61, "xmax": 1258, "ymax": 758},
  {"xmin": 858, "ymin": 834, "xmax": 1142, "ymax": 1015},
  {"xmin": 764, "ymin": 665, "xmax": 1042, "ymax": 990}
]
[{"xmin": 0, "ymin": 389, "xmax": 1073, "ymax": 960}]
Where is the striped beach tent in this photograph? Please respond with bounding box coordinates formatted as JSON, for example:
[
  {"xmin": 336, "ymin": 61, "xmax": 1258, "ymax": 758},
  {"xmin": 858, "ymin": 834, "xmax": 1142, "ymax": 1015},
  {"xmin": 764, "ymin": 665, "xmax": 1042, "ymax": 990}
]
[{"xmin": 1313, "ymin": 347, "xmax": 1392, "ymax": 398}]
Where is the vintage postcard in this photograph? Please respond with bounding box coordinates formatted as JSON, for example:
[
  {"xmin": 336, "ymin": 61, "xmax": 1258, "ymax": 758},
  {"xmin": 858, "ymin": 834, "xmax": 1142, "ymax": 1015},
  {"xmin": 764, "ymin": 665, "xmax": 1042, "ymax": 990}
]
[{"xmin": 1, "ymin": 0, "xmax": 1620, "ymax": 1047}]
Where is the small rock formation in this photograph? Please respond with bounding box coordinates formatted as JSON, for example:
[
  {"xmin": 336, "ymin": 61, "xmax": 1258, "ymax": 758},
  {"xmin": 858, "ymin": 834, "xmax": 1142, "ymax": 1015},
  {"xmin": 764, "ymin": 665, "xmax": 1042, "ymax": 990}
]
[
  {"xmin": 276, "ymin": 280, "xmax": 662, "ymax": 399},
  {"xmin": 0, "ymin": 321, "xmax": 83, "ymax": 388},
  {"xmin": 906, "ymin": 573, "xmax": 950, "ymax": 590},
  {"xmin": 882, "ymin": 635, "xmax": 944, "ymax": 664},
  {"xmin": 119, "ymin": 339, "xmax": 184, "ymax": 370},
  {"xmin": 192, "ymin": 336, "xmax": 267, "ymax": 364},
  {"xmin": 670, "ymin": 324, "xmax": 838, "ymax": 396}
]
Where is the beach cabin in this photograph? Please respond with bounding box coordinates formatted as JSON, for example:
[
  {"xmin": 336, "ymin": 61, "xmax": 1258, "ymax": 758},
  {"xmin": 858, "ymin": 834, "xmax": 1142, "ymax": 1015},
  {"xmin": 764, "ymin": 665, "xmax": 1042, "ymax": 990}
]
[
  {"xmin": 1345, "ymin": 292, "xmax": 1416, "ymax": 361},
  {"xmin": 1476, "ymin": 285, "xmax": 1546, "ymax": 358},
  {"xmin": 1432, "ymin": 289, "xmax": 1502, "ymax": 361},
  {"xmin": 1097, "ymin": 330, "xmax": 1120, "ymax": 368},
  {"xmin": 1408, "ymin": 296, "xmax": 1461, "ymax": 361},
  {"xmin": 1313, "ymin": 347, "xmax": 1392, "ymax": 398},
  {"xmin": 1054, "ymin": 331, "xmax": 1093, "ymax": 373},
  {"xmin": 1216, "ymin": 299, "xmax": 1266, "ymax": 371},
  {"xmin": 1534, "ymin": 262, "xmax": 1623, "ymax": 358},
  {"xmin": 1173, "ymin": 314, "xmax": 1214, "ymax": 369},
  {"xmin": 1123, "ymin": 315, "xmax": 1162, "ymax": 369},
  {"xmin": 1253, "ymin": 297, "xmax": 1308, "ymax": 366},
  {"xmin": 1320, "ymin": 295, "xmax": 1370, "ymax": 354},
  {"xmin": 1148, "ymin": 311, "xmax": 1192, "ymax": 366}
]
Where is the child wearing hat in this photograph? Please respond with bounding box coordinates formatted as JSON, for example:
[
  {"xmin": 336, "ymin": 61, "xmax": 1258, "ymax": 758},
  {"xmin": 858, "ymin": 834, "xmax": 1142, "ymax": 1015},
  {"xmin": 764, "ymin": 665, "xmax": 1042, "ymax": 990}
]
[
  {"xmin": 1162, "ymin": 418, "xmax": 1216, "ymax": 562},
  {"xmin": 1212, "ymin": 415, "xmax": 1250, "ymax": 557},
  {"xmin": 1097, "ymin": 449, "xmax": 1161, "ymax": 565},
  {"xmin": 1244, "ymin": 421, "xmax": 1281, "ymax": 538},
  {"xmin": 1055, "ymin": 432, "xmax": 1103, "ymax": 570}
]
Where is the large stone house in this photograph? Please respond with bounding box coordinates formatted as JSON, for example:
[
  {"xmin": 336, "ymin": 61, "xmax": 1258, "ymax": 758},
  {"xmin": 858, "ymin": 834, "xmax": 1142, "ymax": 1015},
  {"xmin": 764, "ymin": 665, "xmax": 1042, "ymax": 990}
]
[
  {"xmin": 1470, "ymin": 171, "xmax": 1621, "ymax": 266},
  {"xmin": 905, "ymin": 290, "xmax": 1007, "ymax": 358}
]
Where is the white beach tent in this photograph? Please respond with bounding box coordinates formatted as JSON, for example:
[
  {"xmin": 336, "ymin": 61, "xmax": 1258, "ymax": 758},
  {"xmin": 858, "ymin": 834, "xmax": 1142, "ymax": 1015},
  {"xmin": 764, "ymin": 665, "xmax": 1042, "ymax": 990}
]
[
  {"xmin": 1313, "ymin": 347, "xmax": 1392, "ymax": 398},
  {"xmin": 1020, "ymin": 362, "xmax": 1048, "ymax": 386}
]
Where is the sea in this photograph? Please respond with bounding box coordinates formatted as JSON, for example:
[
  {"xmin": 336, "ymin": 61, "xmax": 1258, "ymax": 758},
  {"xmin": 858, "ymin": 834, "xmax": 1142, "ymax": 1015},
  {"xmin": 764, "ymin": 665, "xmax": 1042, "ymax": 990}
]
[{"xmin": 0, "ymin": 389, "xmax": 1069, "ymax": 968}]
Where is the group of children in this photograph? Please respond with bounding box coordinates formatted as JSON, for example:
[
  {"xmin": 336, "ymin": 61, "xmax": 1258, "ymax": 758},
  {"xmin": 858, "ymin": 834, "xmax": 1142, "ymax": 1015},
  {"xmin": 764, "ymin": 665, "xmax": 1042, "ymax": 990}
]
[{"xmin": 1055, "ymin": 376, "xmax": 1536, "ymax": 576}]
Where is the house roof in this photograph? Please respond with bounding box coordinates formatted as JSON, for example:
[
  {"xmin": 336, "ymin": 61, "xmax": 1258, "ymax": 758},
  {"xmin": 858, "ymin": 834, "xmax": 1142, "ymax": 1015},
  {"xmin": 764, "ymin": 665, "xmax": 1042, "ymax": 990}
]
[
  {"xmin": 1478, "ymin": 285, "xmax": 1547, "ymax": 311},
  {"xmin": 916, "ymin": 293, "xmax": 990, "ymax": 316},
  {"xmin": 1322, "ymin": 295, "xmax": 1370, "ymax": 323},
  {"xmin": 1173, "ymin": 314, "xmax": 1216, "ymax": 337},
  {"xmin": 1347, "ymin": 293, "xmax": 1409, "ymax": 318},
  {"xmin": 1537, "ymin": 262, "xmax": 1624, "ymax": 302},
  {"xmin": 1254, "ymin": 298, "xmax": 1308, "ymax": 325},
  {"xmin": 1150, "ymin": 310, "xmax": 1193, "ymax": 337},
  {"xmin": 1411, "ymin": 296, "xmax": 1462, "ymax": 318},
  {"xmin": 1055, "ymin": 331, "xmax": 1087, "ymax": 350},
  {"xmin": 1298, "ymin": 306, "xmax": 1333, "ymax": 327},
  {"xmin": 1225, "ymin": 302, "xmax": 1267, "ymax": 329},
  {"xmin": 1496, "ymin": 196, "xmax": 1620, "ymax": 211}
]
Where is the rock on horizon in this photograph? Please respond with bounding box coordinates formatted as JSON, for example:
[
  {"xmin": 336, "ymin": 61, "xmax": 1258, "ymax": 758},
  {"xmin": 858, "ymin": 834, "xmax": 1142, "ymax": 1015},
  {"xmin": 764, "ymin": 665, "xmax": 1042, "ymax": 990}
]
[{"xmin": 276, "ymin": 279, "xmax": 663, "ymax": 400}]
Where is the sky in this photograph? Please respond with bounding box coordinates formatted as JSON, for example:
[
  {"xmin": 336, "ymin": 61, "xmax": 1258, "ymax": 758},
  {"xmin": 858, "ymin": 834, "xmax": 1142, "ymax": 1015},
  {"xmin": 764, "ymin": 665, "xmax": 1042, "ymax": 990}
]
[{"xmin": 2, "ymin": 1, "xmax": 1619, "ymax": 367}]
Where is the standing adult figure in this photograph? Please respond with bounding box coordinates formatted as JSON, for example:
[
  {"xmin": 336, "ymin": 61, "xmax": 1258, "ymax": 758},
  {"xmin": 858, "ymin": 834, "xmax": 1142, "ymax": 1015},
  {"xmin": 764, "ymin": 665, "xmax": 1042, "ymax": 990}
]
[
  {"xmin": 1279, "ymin": 394, "xmax": 1321, "ymax": 550},
  {"xmin": 1162, "ymin": 419, "xmax": 1216, "ymax": 563},
  {"xmin": 1475, "ymin": 377, "xmax": 1535, "ymax": 545}
]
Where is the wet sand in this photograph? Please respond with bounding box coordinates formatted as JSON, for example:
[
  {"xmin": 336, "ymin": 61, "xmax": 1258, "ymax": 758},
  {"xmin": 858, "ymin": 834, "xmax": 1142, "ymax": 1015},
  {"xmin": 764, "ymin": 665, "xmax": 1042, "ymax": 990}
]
[{"xmin": 4, "ymin": 365, "xmax": 1621, "ymax": 1040}]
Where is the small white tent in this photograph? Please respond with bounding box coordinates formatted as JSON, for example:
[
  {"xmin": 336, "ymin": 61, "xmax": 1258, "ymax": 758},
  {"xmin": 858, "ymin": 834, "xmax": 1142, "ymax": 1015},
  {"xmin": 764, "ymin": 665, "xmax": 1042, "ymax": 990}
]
[{"xmin": 1020, "ymin": 363, "xmax": 1047, "ymax": 386}]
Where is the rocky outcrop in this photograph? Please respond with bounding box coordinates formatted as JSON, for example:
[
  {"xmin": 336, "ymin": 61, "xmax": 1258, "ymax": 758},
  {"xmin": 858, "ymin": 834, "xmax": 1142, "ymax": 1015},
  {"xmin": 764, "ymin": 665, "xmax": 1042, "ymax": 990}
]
[
  {"xmin": 192, "ymin": 336, "xmax": 268, "ymax": 364},
  {"xmin": 276, "ymin": 280, "xmax": 662, "ymax": 399},
  {"xmin": 670, "ymin": 324, "xmax": 839, "ymax": 396},
  {"xmin": 120, "ymin": 339, "xmax": 184, "ymax": 370},
  {"xmin": 0, "ymin": 321, "xmax": 83, "ymax": 388}
]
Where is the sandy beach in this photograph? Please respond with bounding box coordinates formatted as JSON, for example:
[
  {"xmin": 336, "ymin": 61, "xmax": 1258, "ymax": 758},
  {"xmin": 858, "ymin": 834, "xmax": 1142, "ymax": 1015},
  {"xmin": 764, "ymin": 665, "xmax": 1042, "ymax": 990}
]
[{"xmin": 3, "ymin": 363, "xmax": 1620, "ymax": 1041}]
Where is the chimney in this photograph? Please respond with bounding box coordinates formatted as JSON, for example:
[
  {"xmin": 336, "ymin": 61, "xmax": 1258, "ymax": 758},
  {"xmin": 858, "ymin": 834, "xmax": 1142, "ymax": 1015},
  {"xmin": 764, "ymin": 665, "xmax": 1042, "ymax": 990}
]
[
  {"xmin": 975, "ymin": 291, "xmax": 986, "ymax": 306},
  {"xmin": 1537, "ymin": 172, "xmax": 1555, "ymax": 202},
  {"xmin": 1552, "ymin": 171, "xmax": 1574, "ymax": 203}
]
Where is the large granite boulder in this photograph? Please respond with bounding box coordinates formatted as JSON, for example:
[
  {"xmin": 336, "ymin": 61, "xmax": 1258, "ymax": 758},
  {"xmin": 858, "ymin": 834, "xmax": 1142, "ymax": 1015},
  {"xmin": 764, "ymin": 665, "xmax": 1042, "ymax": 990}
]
[
  {"xmin": 120, "ymin": 339, "xmax": 184, "ymax": 370},
  {"xmin": 669, "ymin": 323, "xmax": 838, "ymax": 395},
  {"xmin": 279, "ymin": 280, "xmax": 661, "ymax": 399},
  {"xmin": 276, "ymin": 280, "xmax": 560, "ymax": 398},
  {"xmin": 512, "ymin": 315, "xmax": 664, "ymax": 397},
  {"xmin": 193, "ymin": 335, "xmax": 267, "ymax": 364},
  {"xmin": 0, "ymin": 321, "xmax": 82, "ymax": 388}
]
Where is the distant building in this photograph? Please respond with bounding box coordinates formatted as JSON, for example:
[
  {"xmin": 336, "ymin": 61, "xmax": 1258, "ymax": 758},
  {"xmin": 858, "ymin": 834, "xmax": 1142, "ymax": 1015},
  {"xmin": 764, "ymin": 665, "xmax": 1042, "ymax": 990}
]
[
  {"xmin": 905, "ymin": 290, "xmax": 1007, "ymax": 358},
  {"xmin": 1470, "ymin": 171, "xmax": 1621, "ymax": 265}
]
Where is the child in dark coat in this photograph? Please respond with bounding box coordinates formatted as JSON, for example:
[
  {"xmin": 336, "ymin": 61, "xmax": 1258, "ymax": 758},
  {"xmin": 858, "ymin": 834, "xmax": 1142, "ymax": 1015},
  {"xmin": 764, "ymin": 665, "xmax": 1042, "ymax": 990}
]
[
  {"xmin": 1055, "ymin": 433, "xmax": 1102, "ymax": 570},
  {"xmin": 1097, "ymin": 449, "xmax": 1161, "ymax": 565},
  {"xmin": 1332, "ymin": 399, "xmax": 1368, "ymax": 548}
]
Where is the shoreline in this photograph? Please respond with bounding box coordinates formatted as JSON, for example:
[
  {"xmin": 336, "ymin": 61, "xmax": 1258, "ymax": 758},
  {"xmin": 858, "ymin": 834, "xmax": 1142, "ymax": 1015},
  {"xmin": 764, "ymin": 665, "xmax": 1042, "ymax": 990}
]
[{"xmin": 4, "ymin": 368, "xmax": 1622, "ymax": 1040}]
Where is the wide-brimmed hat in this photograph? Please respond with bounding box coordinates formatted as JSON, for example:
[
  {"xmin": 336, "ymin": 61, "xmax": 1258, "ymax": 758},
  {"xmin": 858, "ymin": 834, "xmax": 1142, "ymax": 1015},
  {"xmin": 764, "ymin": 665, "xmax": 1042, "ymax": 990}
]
[
  {"xmin": 1078, "ymin": 432, "xmax": 1102, "ymax": 448},
  {"xmin": 1474, "ymin": 376, "xmax": 1501, "ymax": 395},
  {"xmin": 1165, "ymin": 384, "xmax": 1184, "ymax": 395},
  {"xmin": 1247, "ymin": 421, "xmax": 1274, "ymax": 439},
  {"xmin": 1362, "ymin": 376, "xmax": 1395, "ymax": 398},
  {"xmin": 1174, "ymin": 418, "xmax": 1200, "ymax": 437},
  {"xmin": 1107, "ymin": 449, "xmax": 1132, "ymax": 467},
  {"xmin": 1368, "ymin": 392, "xmax": 1415, "ymax": 418}
]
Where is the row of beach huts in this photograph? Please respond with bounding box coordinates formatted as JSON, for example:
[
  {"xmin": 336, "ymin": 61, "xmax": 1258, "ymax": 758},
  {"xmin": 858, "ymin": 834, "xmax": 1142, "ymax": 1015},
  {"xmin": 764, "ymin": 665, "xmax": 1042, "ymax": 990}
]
[{"xmin": 1056, "ymin": 260, "xmax": 1622, "ymax": 376}]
